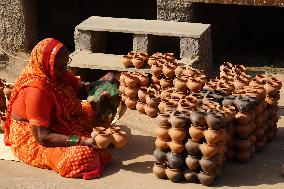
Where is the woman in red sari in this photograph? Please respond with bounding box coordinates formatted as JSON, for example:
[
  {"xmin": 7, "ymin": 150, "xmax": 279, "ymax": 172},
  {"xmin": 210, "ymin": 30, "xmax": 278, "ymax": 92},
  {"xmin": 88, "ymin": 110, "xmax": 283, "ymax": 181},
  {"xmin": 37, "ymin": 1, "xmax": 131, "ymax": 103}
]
[{"xmin": 4, "ymin": 38, "xmax": 112, "ymax": 179}]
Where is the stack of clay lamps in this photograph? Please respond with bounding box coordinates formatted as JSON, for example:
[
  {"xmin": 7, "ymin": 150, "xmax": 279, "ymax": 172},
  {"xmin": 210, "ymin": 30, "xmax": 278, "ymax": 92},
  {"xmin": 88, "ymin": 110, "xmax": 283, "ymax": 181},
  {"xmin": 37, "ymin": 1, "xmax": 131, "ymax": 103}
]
[
  {"xmin": 184, "ymin": 99, "xmax": 235, "ymax": 186},
  {"xmin": 119, "ymin": 72, "xmax": 149, "ymax": 110},
  {"xmin": 92, "ymin": 126, "xmax": 127, "ymax": 149},
  {"xmin": 153, "ymin": 110, "xmax": 190, "ymax": 183},
  {"xmin": 121, "ymin": 51, "xmax": 149, "ymax": 69},
  {"xmin": 253, "ymin": 74, "xmax": 282, "ymax": 144}
]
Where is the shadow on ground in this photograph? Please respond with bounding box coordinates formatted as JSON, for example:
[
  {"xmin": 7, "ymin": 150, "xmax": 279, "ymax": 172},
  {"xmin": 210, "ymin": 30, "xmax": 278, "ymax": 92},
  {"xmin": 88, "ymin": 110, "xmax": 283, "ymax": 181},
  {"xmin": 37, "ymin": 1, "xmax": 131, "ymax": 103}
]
[
  {"xmin": 102, "ymin": 124, "xmax": 155, "ymax": 177},
  {"xmin": 213, "ymin": 109, "xmax": 284, "ymax": 187}
]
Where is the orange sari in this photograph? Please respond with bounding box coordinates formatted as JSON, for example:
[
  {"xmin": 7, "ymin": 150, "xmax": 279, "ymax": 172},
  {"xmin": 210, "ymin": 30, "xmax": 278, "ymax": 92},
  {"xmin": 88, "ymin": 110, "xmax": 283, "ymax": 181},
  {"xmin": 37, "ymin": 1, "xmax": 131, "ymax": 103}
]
[{"xmin": 4, "ymin": 38, "xmax": 112, "ymax": 179}]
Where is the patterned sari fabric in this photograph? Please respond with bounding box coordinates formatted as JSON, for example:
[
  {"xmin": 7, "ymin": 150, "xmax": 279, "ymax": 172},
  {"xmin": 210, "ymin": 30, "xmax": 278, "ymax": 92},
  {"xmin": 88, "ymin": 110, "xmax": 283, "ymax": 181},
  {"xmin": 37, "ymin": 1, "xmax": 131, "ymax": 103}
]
[{"xmin": 4, "ymin": 38, "xmax": 112, "ymax": 179}]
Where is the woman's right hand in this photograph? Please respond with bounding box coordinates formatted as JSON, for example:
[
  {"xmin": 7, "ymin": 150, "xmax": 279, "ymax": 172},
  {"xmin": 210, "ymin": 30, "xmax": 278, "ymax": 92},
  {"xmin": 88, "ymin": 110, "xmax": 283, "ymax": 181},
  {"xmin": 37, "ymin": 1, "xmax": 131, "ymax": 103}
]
[{"xmin": 79, "ymin": 132, "xmax": 98, "ymax": 148}]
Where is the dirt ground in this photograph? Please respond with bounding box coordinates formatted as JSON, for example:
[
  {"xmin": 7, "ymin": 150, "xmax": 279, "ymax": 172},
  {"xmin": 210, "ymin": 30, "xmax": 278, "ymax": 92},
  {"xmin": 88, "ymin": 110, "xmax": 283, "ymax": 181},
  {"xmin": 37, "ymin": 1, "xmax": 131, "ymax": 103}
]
[{"xmin": 0, "ymin": 55, "xmax": 284, "ymax": 189}]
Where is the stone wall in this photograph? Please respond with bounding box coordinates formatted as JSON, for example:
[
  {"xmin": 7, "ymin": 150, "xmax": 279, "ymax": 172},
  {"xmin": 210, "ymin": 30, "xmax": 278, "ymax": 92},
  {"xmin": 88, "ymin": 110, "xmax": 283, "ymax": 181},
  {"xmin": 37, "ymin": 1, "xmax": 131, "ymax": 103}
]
[{"xmin": 0, "ymin": 0, "xmax": 37, "ymax": 51}]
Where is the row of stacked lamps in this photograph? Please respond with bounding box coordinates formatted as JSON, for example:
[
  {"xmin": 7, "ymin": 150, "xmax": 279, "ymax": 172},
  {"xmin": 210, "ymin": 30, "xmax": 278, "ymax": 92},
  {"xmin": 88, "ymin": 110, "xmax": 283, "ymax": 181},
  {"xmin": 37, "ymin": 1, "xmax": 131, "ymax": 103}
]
[{"xmin": 119, "ymin": 53, "xmax": 282, "ymax": 186}]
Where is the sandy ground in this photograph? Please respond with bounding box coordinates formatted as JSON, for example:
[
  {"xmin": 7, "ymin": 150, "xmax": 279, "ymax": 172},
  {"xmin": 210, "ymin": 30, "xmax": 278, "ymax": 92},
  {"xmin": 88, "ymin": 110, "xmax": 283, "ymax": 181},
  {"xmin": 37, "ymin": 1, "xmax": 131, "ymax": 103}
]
[{"xmin": 0, "ymin": 56, "xmax": 284, "ymax": 189}]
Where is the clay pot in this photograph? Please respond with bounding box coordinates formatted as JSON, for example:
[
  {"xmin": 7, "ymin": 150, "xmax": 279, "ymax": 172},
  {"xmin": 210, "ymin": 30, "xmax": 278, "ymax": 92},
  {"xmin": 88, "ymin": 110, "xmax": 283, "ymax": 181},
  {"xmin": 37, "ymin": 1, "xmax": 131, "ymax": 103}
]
[
  {"xmin": 153, "ymin": 148, "xmax": 168, "ymax": 163},
  {"xmin": 165, "ymin": 168, "xmax": 182, "ymax": 183},
  {"xmin": 160, "ymin": 78, "xmax": 173, "ymax": 89},
  {"xmin": 148, "ymin": 57, "xmax": 157, "ymax": 66},
  {"xmin": 185, "ymin": 155, "xmax": 200, "ymax": 171},
  {"xmin": 169, "ymin": 111, "xmax": 186, "ymax": 128},
  {"xmin": 132, "ymin": 56, "xmax": 144, "ymax": 69},
  {"xmin": 157, "ymin": 113, "xmax": 171, "ymax": 126},
  {"xmin": 137, "ymin": 73, "xmax": 149, "ymax": 86},
  {"xmin": 189, "ymin": 108, "xmax": 207, "ymax": 126},
  {"xmin": 119, "ymin": 84, "xmax": 126, "ymax": 94},
  {"xmin": 184, "ymin": 170, "xmax": 198, "ymax": 183},
  {"xmin": 235, "ymin": 150, "xmax": 251, "ymax": 163},
  {"xmin": 146, "ymin": 94, "xmax": 160, "ymax": 107},
  {"xmin": 153, "ymin": 162, "xmax": 167, "ymax": 179},
  {"xmin": 204, "ymin": 128, "xmax": 222, "ymax": 145},
  {"xmin": 199, "ymin": 143, "xmax": 218, "ymax": 159},
  {"xmin": 151, "ymin": 75, "xmax": 160, "ymax": 85},
  {"xmin": 112, "ymin": 130, "xmax": 127, "ymax": 148},
  {"xmin": 264, "ymin": 80, "xmax": 278, "ymax": 96},
  {"xmin": 185, "ymin": 139, "xmax": 201, "ymax": 155},
  {"xmin": 138, "ymin": 87, "xmax": 148, "ymax": 103},
  {"xmin": 124, "ymin": 75, "xmax": 138, "ymax": 88},
  {"xmin": 198, "ymin": 172, "xmax": 216, "ymax": 186},
  {"xmin": 235, "ymin": 111, "xmax": 251, "ymax": 125},
  {"xmin": 189, "ymin": 126, "xmax": 204, "ymax": 142},
  {"xmin": 175, "ymin": 66, "xmax": 186, "ymax": 77},
  {"xmin": 145, "ymin": 105, "xmax": 158, "ymax": 118},
  {"xmin": 155, "ymin": 138, "xmax": 169, "ymax": 150},
  {"xmin": 168, "ymin": 141, "xmax": 185, "ymax": 154},
  {"xmin": 199, "ymin": 157, "xmax": 217, "ymax": 173},
  {"xmin": 187, "ymin": 78, "xmax": 203, "ymax": 93},
  {"xmin": 164, "ymin": 53, "xmax": 175, "ymax": 61},
  {"xmin": 205, "ymin": 111, "xmax": 224, "ymax": 130},
  {"xmin": 95, "ymin": 132, "xmax": 112, "ymax": 149},
  {"xmin": 167, "ymin": 152, "xmax": 184, "ymax": 169},
  {"xmin": 124, "ymin": 87, "xmax": 138, "ymax": 99},
  {"xmin": 162, "ymin": 63, "xmax": 174, "ymax": 78},
  {"xmin": 235, "ymin": 138, "xmax": 251, "ymax": 152},
  {"xmin": 235, "ymin": 123, "xmax": 252, "ymax": 138},
  {"xmin": 122, "ymin": 55, "xmax": 133, "ymax": 68},
  {"xmin": 136, "ymin": 101, "xmax": 146, "ymax": 114},
  {"xmin": 183, "ymin": 67, "xmax": 197, "ymax": 76},
  {"xmin": 156, "ymin": 125, "xmax": 170, "ymax": 140},
  {"xmin": 151, "ymin": 63, "xmax": 163, "ymax": 77},
  {"xmin": 168, "ymin": 127, "xmax": 186, "ymax": 142},
  {"xmin": 125, "ymin": 97, "xmax": 137, "ymax": 110},
  {"xmin": 174, "ymin": 78, "xmax": 188, "ymax": 93}
]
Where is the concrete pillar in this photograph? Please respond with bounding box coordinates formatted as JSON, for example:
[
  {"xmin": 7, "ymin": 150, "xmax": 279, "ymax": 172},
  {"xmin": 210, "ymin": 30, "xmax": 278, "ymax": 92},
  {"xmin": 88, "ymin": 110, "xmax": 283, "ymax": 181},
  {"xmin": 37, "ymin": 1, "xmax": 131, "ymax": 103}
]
[
  {"xmin": 74, "ymin": 30, "xmax": 94, "ymax": 51},
  {"xmin": 0, "ymin": 0, "xmax": 37, "ymax": 51},
  {"xmin": 133, "ymin": 34, "xmax": 154, "ymax": 54}
]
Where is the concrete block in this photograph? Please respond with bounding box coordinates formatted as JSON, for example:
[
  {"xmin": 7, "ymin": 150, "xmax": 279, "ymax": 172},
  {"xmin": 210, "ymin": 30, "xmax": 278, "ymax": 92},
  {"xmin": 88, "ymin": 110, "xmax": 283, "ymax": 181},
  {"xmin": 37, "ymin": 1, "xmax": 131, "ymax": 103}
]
[
  {"xmin": 74, "ymin": 29, "xmax": 94, "ymax": 51},
  {"xmin": 133, "ymin": 34, "xmax": 154, "ymax": 54},
  {"xmin": 180, "ymin": 27, "xmax": 212, "ymax": 73}
]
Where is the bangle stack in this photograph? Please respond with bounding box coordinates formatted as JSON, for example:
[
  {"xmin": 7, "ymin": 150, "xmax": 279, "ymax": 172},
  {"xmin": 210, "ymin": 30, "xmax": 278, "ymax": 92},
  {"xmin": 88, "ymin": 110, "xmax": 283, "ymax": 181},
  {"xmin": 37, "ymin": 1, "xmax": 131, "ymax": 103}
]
[{"xmin": 67, "ymin": 135, "xmax": 80, "ymax": 146}]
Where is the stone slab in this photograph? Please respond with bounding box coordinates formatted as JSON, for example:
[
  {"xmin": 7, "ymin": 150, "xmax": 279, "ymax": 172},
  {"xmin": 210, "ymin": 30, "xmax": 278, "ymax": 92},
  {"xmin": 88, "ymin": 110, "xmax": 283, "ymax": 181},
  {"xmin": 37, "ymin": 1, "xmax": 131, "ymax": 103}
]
[
  {"xmin": 69, "ymin": 50, "xmax": 151, "ymax": 73},
  {"xmin": 76, "ymin": 16, "xmax": 210, "ymax": 38}
]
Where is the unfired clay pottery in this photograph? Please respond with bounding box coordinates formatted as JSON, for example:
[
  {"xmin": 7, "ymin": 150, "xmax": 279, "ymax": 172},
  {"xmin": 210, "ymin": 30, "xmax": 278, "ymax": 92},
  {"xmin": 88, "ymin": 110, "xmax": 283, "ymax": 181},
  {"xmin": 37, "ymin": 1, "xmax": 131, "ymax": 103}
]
[
  {"xmin": 153, "ymin": 148, "xmax": 168, "ymax": 163},
  {"xmin": 198, "ymin": 172, "xmax": 216, "ymax": 186},
  {"xmin": 185, "ymin": 139, "xmax": 201, "ymax": 155},
  {"xmin": 153, "ymin": 162, "xmax": 167, "ymax": 179},
  {"xmin": 122, "ymin": 55, "xmax": 133, "ymax": 68},
  {"xmin": 165, "ymin": 168, "xmax": 182, "ymax": 183},
  {"xmin": 185, "ymin": 155, "xmax": 200, "ymax": 171},
  {"xmin": 199, "ymin": 143, "xmax": 218, "ymax": 159}
]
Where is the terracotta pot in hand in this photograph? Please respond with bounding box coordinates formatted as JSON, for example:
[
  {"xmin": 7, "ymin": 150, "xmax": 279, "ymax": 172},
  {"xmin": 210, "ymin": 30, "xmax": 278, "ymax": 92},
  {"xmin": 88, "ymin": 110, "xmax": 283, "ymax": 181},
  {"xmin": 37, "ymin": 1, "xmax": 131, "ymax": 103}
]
[{"xmin": 95, "ymin": 131, "xmax": 112, "ymax": 149}]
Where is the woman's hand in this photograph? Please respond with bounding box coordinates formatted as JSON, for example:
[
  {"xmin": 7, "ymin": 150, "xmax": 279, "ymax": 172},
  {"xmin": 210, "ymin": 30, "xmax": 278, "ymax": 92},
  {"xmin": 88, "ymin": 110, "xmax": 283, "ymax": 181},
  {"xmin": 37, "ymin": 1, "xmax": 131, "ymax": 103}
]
[{"xmin": 79, "ymin": 131, "xmax": 98, "ymax": 148}]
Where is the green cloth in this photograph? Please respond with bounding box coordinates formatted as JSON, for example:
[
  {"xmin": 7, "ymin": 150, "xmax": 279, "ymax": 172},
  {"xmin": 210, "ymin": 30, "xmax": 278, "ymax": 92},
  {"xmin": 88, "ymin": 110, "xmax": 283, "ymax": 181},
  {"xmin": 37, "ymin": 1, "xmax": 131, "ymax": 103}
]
[{"xmin": 87, "ymin": 80, "xmax": 120, "ymax": 122}]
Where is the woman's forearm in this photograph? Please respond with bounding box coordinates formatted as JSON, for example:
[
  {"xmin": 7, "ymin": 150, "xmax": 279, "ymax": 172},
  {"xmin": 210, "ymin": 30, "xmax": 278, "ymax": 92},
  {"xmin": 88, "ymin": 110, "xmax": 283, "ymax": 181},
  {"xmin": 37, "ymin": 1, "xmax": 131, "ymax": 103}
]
[{"xmin": 31, "ymin": 126, "xmax": 90, "ymax": 147}]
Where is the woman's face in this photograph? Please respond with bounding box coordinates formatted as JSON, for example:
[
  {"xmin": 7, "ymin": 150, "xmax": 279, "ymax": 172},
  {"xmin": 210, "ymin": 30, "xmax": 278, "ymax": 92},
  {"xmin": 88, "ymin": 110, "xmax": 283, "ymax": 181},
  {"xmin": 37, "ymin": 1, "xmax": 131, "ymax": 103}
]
[{"xmin": 54, "ymin": 47, "xmax": 69, "ymax": 81}]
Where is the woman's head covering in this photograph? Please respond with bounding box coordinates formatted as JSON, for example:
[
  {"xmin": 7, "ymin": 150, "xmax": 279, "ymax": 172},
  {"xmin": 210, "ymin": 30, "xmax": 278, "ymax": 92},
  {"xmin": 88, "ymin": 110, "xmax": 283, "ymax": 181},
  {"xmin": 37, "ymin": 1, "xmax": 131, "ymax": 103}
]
[
  {"xmin": 22, "ymin": 38, "xmax": 64, "ymax": 81},
  {"xmin": 4, "ymin": 38, "xmax": 75, "ymax": 146}
]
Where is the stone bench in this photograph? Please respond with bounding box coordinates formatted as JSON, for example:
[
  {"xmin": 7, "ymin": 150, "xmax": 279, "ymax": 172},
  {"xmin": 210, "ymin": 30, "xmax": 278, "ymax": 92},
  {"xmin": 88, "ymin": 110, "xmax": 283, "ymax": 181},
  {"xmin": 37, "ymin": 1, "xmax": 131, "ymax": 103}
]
[{"xmin": 70, "ymin": 16, "xmax": 212, "ymax": 72}]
